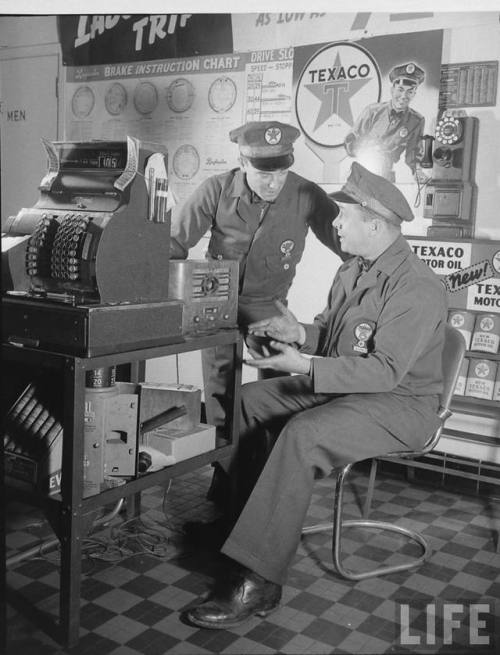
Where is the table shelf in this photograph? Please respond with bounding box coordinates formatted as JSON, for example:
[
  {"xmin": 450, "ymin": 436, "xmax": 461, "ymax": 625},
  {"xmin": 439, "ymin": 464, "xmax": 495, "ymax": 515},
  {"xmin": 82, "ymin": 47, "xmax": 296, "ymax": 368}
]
[{"xmin": 2, "ymin": 329, "xmax": 243, "ymax": 648}]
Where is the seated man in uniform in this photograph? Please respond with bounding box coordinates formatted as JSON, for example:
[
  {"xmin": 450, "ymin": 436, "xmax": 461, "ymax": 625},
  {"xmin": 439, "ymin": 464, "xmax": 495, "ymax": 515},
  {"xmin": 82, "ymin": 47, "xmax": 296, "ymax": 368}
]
[
  {"xmin": 183, "ymin": 162, "xmax": 448, "ymax": 630},
  {"xmin": 344, "ymin": 62, "xmax": 426, "ymax": 182}
]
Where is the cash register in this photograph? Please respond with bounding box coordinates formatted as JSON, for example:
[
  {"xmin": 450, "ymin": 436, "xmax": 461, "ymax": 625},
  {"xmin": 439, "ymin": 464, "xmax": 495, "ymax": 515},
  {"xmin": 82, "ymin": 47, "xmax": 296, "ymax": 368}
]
[{"xmin": 2, "ymin": 136, "xmax": 184, "ymax": 356}]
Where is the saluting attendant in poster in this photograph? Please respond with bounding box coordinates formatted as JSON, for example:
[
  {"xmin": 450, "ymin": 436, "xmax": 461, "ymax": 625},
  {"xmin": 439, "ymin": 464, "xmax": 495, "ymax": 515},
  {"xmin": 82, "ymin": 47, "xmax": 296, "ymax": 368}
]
[
  {"xmin": 292, "ymin": 31, "xmax": 442, "ymax": 185},
  {"xmin": 344, "ymin": 62, "xmax": 426, "ymax": 182}
]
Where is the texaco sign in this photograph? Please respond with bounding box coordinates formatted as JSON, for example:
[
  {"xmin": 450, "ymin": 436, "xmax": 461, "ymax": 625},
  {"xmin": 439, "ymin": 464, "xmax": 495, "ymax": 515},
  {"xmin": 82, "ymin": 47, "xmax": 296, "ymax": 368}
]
[{"xmin": 295, "ymin": 42, "xmax": 382, "ymax": 148}]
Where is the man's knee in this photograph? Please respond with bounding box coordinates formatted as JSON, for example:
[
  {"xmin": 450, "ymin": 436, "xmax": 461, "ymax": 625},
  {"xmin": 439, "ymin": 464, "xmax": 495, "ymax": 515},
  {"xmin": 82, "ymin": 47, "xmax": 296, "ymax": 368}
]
[
  {"xmin": 280, "ymin": 412, "xmax": 337, "ymax": 476},
  {"xmin": 240, "ymin": 380, "xmax": 268, "ymax": 427},
  {"xmin": 280, "ymin": 413, "xmax": 314, "ymax": 457}
]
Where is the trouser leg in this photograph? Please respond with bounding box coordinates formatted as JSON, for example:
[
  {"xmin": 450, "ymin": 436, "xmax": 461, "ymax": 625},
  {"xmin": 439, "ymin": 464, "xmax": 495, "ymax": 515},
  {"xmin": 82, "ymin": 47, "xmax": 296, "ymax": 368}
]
[
  {"xmin": 201, "ymin": 342, "xmax": 287, "ymax": 428},
  {"xmin": 201, "ymin": 342, "xmax": 290, "ymax": 497},
  {"xmin": 222, "ymin": 383, "xmax": 411, "ymax": 585},
  {"xmin": 201, "ymin": 344, "xmax": 233, "ymax": 432}
]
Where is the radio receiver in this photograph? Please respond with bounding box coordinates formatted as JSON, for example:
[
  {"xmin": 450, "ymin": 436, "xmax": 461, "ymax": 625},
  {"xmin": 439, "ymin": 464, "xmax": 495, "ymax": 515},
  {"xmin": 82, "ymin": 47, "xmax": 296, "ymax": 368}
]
[{"xmin": 169, "ymin": 259, "xmax": 238, "ymax": 334}]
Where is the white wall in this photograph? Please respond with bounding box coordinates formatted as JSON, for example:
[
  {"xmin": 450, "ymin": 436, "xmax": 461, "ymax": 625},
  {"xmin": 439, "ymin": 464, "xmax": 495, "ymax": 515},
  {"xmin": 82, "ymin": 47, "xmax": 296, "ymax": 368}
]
[{"xmin": 0, "ymin": 16, "xmax": 58, "ymax": 47}]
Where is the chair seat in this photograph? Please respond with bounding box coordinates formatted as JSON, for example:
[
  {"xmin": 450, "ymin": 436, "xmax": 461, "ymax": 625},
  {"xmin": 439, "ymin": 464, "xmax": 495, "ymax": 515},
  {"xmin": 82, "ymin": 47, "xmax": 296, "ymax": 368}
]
[
  {"xmin": 302, "ymin": 461, "xmax": 432, "ymax": 580},
  {"xmin": 301, "ymin": 325, "xmax": 466, "ymax": 581}
]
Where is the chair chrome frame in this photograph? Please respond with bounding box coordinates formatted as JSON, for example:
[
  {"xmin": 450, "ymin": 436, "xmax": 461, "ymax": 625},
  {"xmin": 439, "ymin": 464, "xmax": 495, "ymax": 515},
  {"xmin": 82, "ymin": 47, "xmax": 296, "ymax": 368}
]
[{"xmin": 302, "ymin": 325, "xmax": 466, "ymax": 580}]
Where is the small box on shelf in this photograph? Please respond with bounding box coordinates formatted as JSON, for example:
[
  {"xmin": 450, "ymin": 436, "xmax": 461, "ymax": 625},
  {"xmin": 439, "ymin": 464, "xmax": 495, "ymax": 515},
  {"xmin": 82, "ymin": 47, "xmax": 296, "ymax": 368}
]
[
  {"xmin": 470, "ymin": 313, "xmax": 500, "ymax": 355},
  {"xmin": 464, "ymin": 358, "xmax": 497, "ymax": 401}
]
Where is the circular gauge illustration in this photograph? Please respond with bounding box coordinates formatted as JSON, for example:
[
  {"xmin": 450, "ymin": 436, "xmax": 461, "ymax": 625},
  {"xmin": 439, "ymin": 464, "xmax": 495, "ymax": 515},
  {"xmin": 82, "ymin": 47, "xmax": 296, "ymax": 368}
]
[
  {"xmin": 166, "ymin": 78, "xmax": 195, "ymax": 113},
  {"xmin": 208, "ymin": 76, "xmax": 237, "ymax": 113},
  {"xmin": 71, "ymin": 85, "xmax": 95, "ymax": 119},
  {"xmin": 173, "ymin": 144, "xmax": 200, "ymax": 180},
  {"xmin": 105, "ymin": 82, "xmax": 128, "ymax": 116},
  {"xmin": 133, "ymin": 81, "xmax": 159, "ymax": 115}
]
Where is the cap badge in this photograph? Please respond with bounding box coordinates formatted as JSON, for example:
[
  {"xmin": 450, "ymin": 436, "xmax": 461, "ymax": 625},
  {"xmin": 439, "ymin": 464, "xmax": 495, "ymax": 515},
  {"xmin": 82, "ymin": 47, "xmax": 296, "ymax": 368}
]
[
  {"xmin": 265, "ymin": 126, "xmax": 282, "ymax": 145},
  {"xmin": 406, "ymin": 63, "xmax": 415, "ymax": 74},
  {"xmin": 280, "ymin": 239, "xmax": 295, "ymax": 257},
  {"xmin": 399, "ymin": 127, "xmax": 409, "ymax": 138}
]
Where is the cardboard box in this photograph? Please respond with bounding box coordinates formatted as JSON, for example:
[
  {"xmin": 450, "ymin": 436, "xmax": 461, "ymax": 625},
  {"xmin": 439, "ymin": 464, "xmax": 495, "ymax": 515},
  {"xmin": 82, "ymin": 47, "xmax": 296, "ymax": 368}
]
[
  {"xmin": 139, "ymin": 382, "xmax": 201, "ymax": 431},
  {"xmin": 143, "ymin": 423, "xmax": 216, "ymax": 463}
]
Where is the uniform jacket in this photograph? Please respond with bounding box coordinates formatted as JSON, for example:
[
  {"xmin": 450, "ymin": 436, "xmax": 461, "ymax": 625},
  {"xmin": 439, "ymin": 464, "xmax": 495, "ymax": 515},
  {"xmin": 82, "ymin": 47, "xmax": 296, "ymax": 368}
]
[
  {"xmin": 344, "ymin": 101, "xmax": 425, "ymax": 174},
  {"xmin": 301, "ymin": 235, "xmax": 448, "ymax": 399},
  {"xmin": 170, "ymin": 168, "xmax": 340, "ymax": 317}
]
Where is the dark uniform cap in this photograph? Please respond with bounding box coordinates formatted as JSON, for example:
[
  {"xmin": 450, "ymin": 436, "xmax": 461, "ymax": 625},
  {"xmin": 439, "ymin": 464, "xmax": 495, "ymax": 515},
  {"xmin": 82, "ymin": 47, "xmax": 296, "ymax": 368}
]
[
  {"xmin": 329, "ymin": 162, "xmax": 414, "ymax": 223},
  {"xmin": 389, "ymin": 62, "xmax": 425, "ymax": 86},
  {"xmin": 229, "ymin": 121, "xmax": 300, "ymax": 171}
]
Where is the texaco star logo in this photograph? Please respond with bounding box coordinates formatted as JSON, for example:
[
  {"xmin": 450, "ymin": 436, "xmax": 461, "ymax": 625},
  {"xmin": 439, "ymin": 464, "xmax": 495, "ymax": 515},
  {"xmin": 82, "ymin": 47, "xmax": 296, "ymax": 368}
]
[
  {"xmin": 295, "ymin": 42, "xmax": 381, "ymax": 148},
  {"xmin": 492, "ymin": 250, "xmax": 500, "ymax": 275},
  {"xmin": 479, "ymin": 317, "xmax": 494, "ymax": 332},
  {"xmin": 476, "ymin": 362, "xmax": 490, "ymax": 378},
  {"xmin": 265, "ymin": 127, "xmax": 282, "ymax": 144},
  {"xmin": 451, "ymin": 314, "xmax": 465, "ymax": 328}
]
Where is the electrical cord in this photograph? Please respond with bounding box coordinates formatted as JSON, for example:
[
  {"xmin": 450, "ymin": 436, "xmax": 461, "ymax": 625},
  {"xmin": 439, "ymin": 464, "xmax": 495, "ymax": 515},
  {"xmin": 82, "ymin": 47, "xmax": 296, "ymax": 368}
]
[{"xmin": 413, "ymin": 172, "xmax": 431, "ymax": 209}]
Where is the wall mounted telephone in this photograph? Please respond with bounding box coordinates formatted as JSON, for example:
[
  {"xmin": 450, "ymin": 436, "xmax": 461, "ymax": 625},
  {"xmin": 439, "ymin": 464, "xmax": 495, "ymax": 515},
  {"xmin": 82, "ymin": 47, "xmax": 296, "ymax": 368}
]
[{"xmin": 423, "ymin": 110, "xmax": 479, "ymax": 238}]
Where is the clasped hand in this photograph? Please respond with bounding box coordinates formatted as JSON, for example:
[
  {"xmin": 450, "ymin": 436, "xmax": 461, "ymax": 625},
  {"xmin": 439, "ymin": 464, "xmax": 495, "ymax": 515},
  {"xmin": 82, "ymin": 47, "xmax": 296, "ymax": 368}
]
[{"xmin": 244, "ymin": 300, "xmax": 311, "ymax": 375}]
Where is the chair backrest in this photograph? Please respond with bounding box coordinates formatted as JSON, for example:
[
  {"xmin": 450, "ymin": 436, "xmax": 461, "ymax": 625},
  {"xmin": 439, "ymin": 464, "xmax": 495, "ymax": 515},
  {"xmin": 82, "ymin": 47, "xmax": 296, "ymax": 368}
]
[
  {"xmin": 439, "ymin": 324, "xmax": 467, "ymax": 415},
  {"xmin": 418, "ymin": 324, "xmax": 466, "ymax": 455},
  {"xmin": 393, "ymin": 324, "xmax": 466, "ymax": 459}
]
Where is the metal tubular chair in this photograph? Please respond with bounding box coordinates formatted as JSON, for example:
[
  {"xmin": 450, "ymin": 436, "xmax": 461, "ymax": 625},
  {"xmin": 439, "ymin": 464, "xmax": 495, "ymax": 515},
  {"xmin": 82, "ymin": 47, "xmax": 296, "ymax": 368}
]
[{"xmin": 302, "ymin": 325, "xmax": 466, "ymax": 580}]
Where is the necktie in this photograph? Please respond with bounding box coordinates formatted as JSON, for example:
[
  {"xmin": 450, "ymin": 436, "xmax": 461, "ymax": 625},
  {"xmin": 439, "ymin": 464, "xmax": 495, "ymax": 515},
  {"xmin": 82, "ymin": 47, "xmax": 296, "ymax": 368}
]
[
  {"xmin": 358, "ymin": 257, "xmax": 371, "ymax": 273},
  {"xmin": 355, "ymin": 257, "xmax": 371, "ymax": 287}
]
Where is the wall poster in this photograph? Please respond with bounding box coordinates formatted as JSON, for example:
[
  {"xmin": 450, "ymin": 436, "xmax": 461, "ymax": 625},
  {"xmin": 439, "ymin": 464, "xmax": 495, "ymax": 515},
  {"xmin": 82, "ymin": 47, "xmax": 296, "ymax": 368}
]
[
  {"xmin": 62, "ymin": 28, "xmax": 443, "ymax": 213},
  {"xmin": 63, "ymin": 48, "xmax": 295, "ymax": 212},
  {"xmin": 292, "ymin": 30, "xmax": 443, "ymax": 184},
  {"xmin": 57, "ymin": 15, "xmax": 233, "ymax": 65},
  {"xmin": 439, "ymin": 60, "xmax": 498, "ymax": 109},
  {"xmin": 408, "ymin": 238, "xmax": 500, "ymax": 314}
]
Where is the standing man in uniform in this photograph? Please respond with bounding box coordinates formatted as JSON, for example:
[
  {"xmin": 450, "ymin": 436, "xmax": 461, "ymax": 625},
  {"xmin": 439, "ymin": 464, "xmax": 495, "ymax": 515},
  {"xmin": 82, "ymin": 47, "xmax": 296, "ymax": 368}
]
[
  {"xmin": 170, "ymin": 120, "xmax": 341, "ymax": 444},
  {"xmin": 344, "ymin": 62, "xmax": 426, "ymax": 182},
  {"xmin": 183, "ymin": 162, "xmax": 448, "ymax": 629}
]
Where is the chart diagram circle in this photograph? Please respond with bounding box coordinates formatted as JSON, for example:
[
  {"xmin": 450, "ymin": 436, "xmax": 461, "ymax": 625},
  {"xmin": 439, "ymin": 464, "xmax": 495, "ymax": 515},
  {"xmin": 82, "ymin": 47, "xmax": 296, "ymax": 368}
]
[
  {"xmin": 71, "ymin": 85, "xmax": 95, "ymax": 119},
  {"xmin": 105, "ymin": 82, "xmax": 128, "ymax": 116},
  {"xmin": 166, "ymin": 78, "xmax": 195, "ymax": 113},
  {"xmin": 173, "ymin": 145, "xmax": 200, "ymax": 180},
  {"xmin": 208, "ymin": 76, "xmax": 237, "ymax": 113},
  {"xmin": 133, "ymin": 81, "xmax": 159, "ymax": 115}
]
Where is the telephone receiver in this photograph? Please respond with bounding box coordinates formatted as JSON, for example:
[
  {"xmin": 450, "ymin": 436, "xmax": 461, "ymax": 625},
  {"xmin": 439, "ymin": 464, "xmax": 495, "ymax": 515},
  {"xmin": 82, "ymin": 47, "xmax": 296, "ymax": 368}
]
[
  {"xmin": 419, "ymin": 134, "xmax": 435, "ymax": 169},
  {"xmin": 433, "ymin": 113, "xmax": 466, "ymax": 169}
]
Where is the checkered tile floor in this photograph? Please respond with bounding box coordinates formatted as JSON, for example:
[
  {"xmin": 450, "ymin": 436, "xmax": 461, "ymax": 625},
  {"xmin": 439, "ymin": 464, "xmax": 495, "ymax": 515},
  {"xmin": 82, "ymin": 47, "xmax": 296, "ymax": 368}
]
[{"xmin": 5, "ymin": 464, "xmax": 500, "ymax": 654}]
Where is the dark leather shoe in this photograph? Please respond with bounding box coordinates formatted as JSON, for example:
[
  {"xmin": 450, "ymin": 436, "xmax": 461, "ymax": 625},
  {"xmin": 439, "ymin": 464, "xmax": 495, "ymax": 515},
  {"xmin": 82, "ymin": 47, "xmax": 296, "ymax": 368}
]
[{"xmin": 184, "ymin": 568, "xmax": 282, "ymax": 629}]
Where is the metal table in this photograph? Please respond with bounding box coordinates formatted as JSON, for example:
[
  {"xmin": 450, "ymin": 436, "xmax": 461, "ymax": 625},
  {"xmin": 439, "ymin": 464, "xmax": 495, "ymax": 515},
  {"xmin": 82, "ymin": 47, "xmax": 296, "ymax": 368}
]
[{"xmin": 2, "ymin": 329, "xmax": 242, "ymax": 648}]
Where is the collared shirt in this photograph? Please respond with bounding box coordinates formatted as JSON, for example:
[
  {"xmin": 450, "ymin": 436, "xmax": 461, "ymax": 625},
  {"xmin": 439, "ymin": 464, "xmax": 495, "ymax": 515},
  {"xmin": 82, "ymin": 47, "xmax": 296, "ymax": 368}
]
[
  {"xmin": 344, "ymin": 101, "xmax": 425, "ymax": 174},
  {"xmin": 300, "ymin": 234, "xmax": 447, "ymax": 397},
  {"xmin": 170, "ymin": 168, "xmax": 341, "ymax": 306}
]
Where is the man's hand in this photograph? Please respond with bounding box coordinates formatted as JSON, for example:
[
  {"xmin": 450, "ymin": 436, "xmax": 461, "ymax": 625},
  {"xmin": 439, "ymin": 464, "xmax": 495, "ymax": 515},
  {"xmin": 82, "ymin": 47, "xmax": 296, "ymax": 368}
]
[
  {"xmin": 247, "ymin": 300, "xmax": 304, "ymax": 345},
  {"xmin": 245, "ymin": 340, "xmax": 312, "ymax": 375}
]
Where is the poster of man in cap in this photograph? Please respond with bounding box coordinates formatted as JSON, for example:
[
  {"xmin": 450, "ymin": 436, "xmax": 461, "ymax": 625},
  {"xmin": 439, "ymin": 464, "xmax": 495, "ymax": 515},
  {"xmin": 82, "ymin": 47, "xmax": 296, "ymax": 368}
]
[
  {"xmin": 293, "ymin": 30, "xmax": 442, "ymax": 185},
  {"xmin": 344, "ymin": 61, "xmax": 426, "ymax": 182}
]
